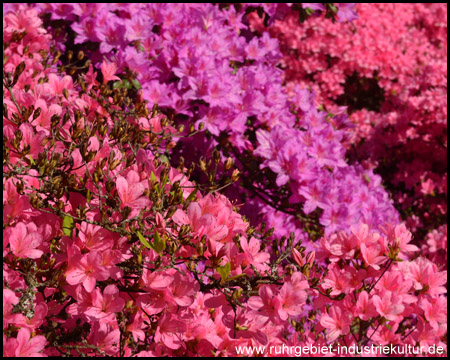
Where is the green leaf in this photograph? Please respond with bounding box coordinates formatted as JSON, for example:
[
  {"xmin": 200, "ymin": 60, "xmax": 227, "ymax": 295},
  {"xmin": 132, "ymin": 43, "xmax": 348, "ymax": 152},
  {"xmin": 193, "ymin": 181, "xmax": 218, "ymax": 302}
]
[
  {"xmin": 137, "ymin": 231, "xmax": 151, "ymax": 249},
  {"xmin": 217, "ymin": 262, "xmax": 231, "ymax": 282},
  {"xmin": 137, "ymin": 44, "xmax": 145, "ymax": 53},
  {"xmin": 62, "ymin": 215, "xmax": 74, "ymax": 237},
  {"xmin": 160, "ymin": 171, "xmax": 169, "ymax": 190},
  {"xmin": 183, "ymin": 187, "xmax": 198, "ymax": 210},
  {"xmin": 86, "ymin": 189, "xmax": 92, "ymax": 202},
  {"xmin": 131, "ymin": 79, "xmax": 142, "ymax": 90},
  {"xmin": 328, "ymin": 4, "xmax": 338, "ymax": 14},
  {"xmin": 186, "ymin": 187, "xmax": 198, "ymax": 203},
  {"xmin": 152, "ymin": 231, "xmax": 166, "ymax": 255},
  {"xmin": 150, "ymin": 171, "xmax": 158, "ymax": 183},
  {"xmin": 304, "ymin": 7, "xmax": 315, "ymax": 16},
  {"xmin": 159, "ymin": 154, "xmax": 169, "ymax": 163},
  {"xmin": 28, "ymin": 155, "xmax": 35, "ymax": 165},
  {"xmin": 122, "ymin": 79, "xmax": 131, "ymax": 89},
  {"xmin": 113, "ymin": 80, "xmax": 132, "ymax": 89}
]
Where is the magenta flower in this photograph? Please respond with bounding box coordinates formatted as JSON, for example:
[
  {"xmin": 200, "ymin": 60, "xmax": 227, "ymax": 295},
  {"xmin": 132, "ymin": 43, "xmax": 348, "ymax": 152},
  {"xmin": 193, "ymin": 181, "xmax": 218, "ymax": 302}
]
[
  {"xmin": 278, "ymin": 282, "xmax": 307, "ymax": 320},
  {"xmin": 7, "ymin": 222, "xmax": 43, "ymax": 259},
  {"xmin": 372, "ymin": 291, "xmax": 405, "ymax": 321},
  {"xmin": 84, "ymin": 285, "xmax": 125, "ymax": 319},
  {"xmin": 100, "ymin": 60, "xmax": 120, "ymax": 84},
  {"xmin": 337, "ymin": 3, "xmax": 358, "ymax": 22},
  {"xmin": 237, "ymin": 236, "xmax": 270, "ymax": 272},
  {"xmin": 164, "ymin": 272, "xmax": 198, "ymax": 307},
  {"xmin": 7, "ymin": 327, "xmax": 47, "ymax": 357},
  {"xmin": 248, "ymin": 285, "xmax": 283, "ymax": 324},
  {"xmin": 420, "ymin": 297, "xmax": 447, "ymax": 331},
  {"xmin": 116, "ymin": 170, "xmax": 151, "ymax": 216},
  {"xmin": 88, "ymin": 322, "xmax": 121, "ymax": 356},
  {"xmin": 320, "ymin": 306, "xmax": 352, "ymax": 342},
  {"xmin": 354, "ymin": 291, "xmax": 378, "ymax": 321},
  {"xmin": 360, "ymin": 241, "xmax": 387, "ymax": 270},
  {"xmin": 65, "ymin": 251, "xmax": 110, "ymax": 292},
  {"xmin": 154, "ymin": 313, "xmax": 187, "ymax": 350}
]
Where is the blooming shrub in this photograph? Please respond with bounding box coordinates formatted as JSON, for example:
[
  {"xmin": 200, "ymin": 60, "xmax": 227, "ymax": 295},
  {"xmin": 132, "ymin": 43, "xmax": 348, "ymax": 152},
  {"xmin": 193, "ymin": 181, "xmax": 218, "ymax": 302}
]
[
  {"xmin": 15, "ymin": 3, "xmax": 402, "ymax": 244},
  {"xmin": 250, "ymin": 3, "xmax": 447, "ymax": 262},
  {"xmin": 3, "ymin": 3, "xmax": 447, "ymax": 357}
]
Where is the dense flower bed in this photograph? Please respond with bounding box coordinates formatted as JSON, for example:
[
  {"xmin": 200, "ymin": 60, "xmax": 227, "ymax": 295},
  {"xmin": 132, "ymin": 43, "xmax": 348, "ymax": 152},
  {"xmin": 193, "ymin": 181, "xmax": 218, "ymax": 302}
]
[
  {"xmin": 249, "ymin": 3, "xmax": 447, "ymax": 266},
  {"xmin": 3, "ymin": 3, "xmax": 447, "ymax": 357}
]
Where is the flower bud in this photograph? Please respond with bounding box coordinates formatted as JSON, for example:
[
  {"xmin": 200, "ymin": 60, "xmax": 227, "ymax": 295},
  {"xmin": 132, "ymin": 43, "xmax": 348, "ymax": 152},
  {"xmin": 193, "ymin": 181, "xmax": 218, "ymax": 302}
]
[
  {"xmin": 13, "ymin": 61, "xmax": 26, "ymax": 86},
  {"xmin": 77, "ymin": 50, "xmax": 85, "ymax": 61},
  {"xmin": 306, "ymin": 251, "xmax": 315, "ymax": 266},
  {"xmin": 63, "ymin": 88, "xmax": 69, "ymax": 100},
  {"xmin": 292, "ymin": 247, "xmax": 305, "ymax": 267},
  {"xmin": 224, "ymin": 157, "xmax": 234, "ymax": 170},
  {"xmin": 33, "ymin": 107, "xmax": 41, "ymax": 120},
  {"xmin": 231, "ymin": 169, "xmax": 240, "ymax": 182}
]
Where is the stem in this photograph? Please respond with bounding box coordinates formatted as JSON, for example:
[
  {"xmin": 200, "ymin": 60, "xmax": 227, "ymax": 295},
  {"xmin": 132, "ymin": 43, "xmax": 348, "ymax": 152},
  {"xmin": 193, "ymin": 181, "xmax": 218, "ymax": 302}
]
[
  {"xmin": 6, "ymin": 84, "xmax": 23, "ymax": 117},
  {"xmin": 368, "ymin": 259, "xmax": 393, "ymax": 293}
]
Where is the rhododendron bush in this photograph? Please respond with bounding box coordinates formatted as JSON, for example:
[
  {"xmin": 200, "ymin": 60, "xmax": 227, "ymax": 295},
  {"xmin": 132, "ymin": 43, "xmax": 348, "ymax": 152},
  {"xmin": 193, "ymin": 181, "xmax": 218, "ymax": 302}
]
[
  {"xmin": 3, "ymin": 3, "xmax": 447, "ymax": 358},
  {"xmin": 249, "ymin": 3, "xmax": 448, "ymax": 268}
]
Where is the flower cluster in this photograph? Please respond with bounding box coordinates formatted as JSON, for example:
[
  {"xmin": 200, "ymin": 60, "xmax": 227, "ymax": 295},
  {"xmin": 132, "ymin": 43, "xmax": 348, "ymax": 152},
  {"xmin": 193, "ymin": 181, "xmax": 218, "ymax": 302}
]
[
  {"xmin": 3, "ymin": 3, "xmax": 447, "ymax": 358},
  {"xmin": 18, "ymin": 3, "xmax": 401, "ymax": 246},
  {"xmin": 250, "ymin": 3, "xmax": 447, "ymax": 254}
]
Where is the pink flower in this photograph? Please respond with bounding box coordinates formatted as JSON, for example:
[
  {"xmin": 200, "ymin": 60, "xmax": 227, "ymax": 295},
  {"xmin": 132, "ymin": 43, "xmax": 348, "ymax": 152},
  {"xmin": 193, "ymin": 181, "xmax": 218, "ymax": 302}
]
[
  {"xmin": 407, "ymin": 257, "xmax": 447, "ymax": 296},
  {"xmin": 141, "ymin": 268, "xmax": 173, "ymax": 291},
  {"xmin": 12, "ymin": 327, "xmax": 47, "ymax": 357},
  {"xmin": 350, "ymin": 223, "xmax": 370, "ymax": 247},
  {"xmin": 154, "ymin": 313, "xmax": 187, "ymax": 350},
  {"xmin": 65, "ymin": 251, "xmax": 110, "ymax": 292},
  {"xmin": 322, "ymin": 263, "xmax": 363, "ymax": 296},
  {"xmin": 45, "ymin": 73, "xmax": 74, "ymax": 96},
  {"xmin": 337, "ymin": 3, "xmax": 358, "ymax": 22},
  {"xmin": 380, "ymin": 223, "xmax": 419, "ymax": 254},
  {"xmin": 3, "ymin": 178, "xmax": 32, "ymax": 225},
  {"xmin": 7, "ymin": 222, "xmax": 43, "ymax": 259},
  {"xmin": 360, "ymin": 241, "xmax": 386, "ymax": 270},
  {"xmin": 84, "ymin": 64, "xmax": 99, "ymax": 90},
  {"xmin": 278, "ymin": 282, "xmax": 307, "ymax": 320},
  {"xmin": 31, "ymin": 99, "xmax": 62, "ymax": 133},
  {"xmin": 164, "ymin": 272, "xmax": 198, "ymax": 307},
  {"xmin": 84, "ymin": 285, "xmax": 125, "ymax": 319},
  {"xmin": 88, "ymin": 322, "xmax": 120, "ymax": 356},
  {"xmin": 354, "ymin": 291, "xmax": 378, "ymax": 321},
  {"xmin": 15, "ymin": 302, "xmax": 48, "ymax": 330},
  {"xmin": 372, "ymin": 291, "xmax": 405, "ymax": 321},
  {"xmin": 412, "ymin": 318, "xmax": 444, "ymax": 350},
  {"xmin": 371, "ymin": 322, "xmax": 401, "ymax": 346},
  {"xmin": 320, "ymin": 306, "xmax": 353, "ymax": 341},
  {"xmin": 126, "ymin": 311, "xmax": 146, "ymax": 343},
  {"xmin": 327, "ymin": 231, "xmax": 358, "ymax": 261},
  {"xmin": 172, "ymin": 202, "xmax": 228, "ymax": 243},
  {"xmin": 420, "ymin": 297, "xmax": 447, "ymax": 331},
  {"xmin": 3, "ymin": 289, "xmax": 23, "ymax": 328},
  {"xmin": 76, "ymin": 222, "xmax": 115, "ymax": 251},
  {"xmin": 245, "ymin": 37, "xmax": 267, "ymax": 60},
  {"xmin": 116, "ymin": 170, "xmax": 151, "ymax": 216},
  {"xmin": 248, "ymin": 285, "xmax": 282, "ymax": 323},
  {"xmin": 9, "ymin": 124, "xmax": 46, "ymax": 166},
  {"xmin": 237, "ymin": 237, "xmax": 270, "ymax": 271},
  {"xmin": 425, "ymin": 225, "xmax": 447, "ymax": 253},
  {"xmin": 101, "ymin": 60, "xmax": 120, "ymax": 84}
]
